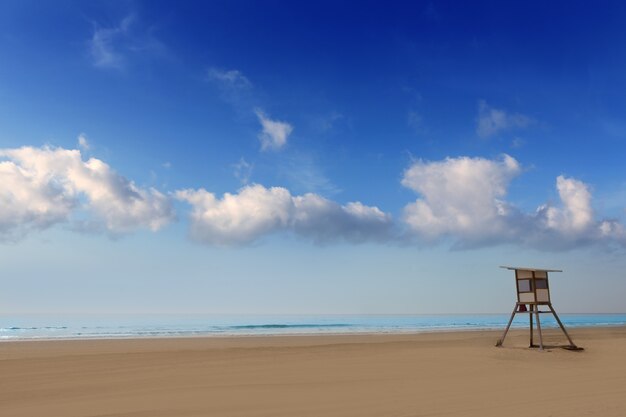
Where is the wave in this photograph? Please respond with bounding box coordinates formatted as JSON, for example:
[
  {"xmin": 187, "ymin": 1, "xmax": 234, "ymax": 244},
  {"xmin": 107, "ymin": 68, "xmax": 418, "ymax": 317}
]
[
  {"xmin": 2, "ymin": 314, "xmax": 626, "ymax": 341},
  {"xmin": 1, "ymin": 326, "xmax": 68, "ymax": 331}
]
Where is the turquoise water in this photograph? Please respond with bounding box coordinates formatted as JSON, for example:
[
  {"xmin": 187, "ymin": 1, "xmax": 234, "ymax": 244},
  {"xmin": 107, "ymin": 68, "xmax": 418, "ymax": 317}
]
[{"xmin": 1, "ymin": 313, "xmax": 625, "ymax": 340}]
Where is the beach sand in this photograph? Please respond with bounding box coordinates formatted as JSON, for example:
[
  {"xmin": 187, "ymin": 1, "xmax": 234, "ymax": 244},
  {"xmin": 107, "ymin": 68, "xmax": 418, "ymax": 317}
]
[{"xmin": 2, "ymin": 327, "xmax": 625, "ymax": 417}]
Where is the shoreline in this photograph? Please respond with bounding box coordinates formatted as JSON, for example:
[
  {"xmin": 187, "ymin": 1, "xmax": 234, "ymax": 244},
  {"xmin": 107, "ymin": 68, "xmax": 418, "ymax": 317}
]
[{"xmin": 1, "ymin": 322, "xmax": 625, "ymax": 344}]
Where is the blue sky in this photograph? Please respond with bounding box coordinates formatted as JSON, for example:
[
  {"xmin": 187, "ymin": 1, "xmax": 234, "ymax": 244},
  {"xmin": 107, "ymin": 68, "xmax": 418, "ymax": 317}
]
[{"xmin": 1, "ymin": 1, "xmax": 626, "ymax": 314}]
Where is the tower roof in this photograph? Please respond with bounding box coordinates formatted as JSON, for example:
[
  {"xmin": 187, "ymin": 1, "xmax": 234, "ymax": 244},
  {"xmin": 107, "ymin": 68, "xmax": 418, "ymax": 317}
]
[{"xmin": 499, "ymin": 266, "xmax": 563, "ymax": 273}]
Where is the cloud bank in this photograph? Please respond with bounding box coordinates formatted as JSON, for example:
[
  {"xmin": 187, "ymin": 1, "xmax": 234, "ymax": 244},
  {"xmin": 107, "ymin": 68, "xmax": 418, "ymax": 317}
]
[
  {"xmin": 175, "ymin": 184, "xmax": 392, "ymax": 245},
  {"xmin": 401, "ymin": 154, "xmax": 625, "ymax": 249},
  {"xmin": 0, "ymin": 146, "xmax": 174, "ymax": 240},
  {"xmin": 2, "ymin": 145, "xmax": 624, "ymax": 251}
]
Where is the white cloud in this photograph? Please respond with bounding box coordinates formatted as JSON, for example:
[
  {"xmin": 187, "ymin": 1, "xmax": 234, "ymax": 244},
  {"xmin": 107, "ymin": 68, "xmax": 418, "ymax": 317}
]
[
  {"xmin": 292, "ymin": 195, "xmax": 392, "ymax": 243},
  {"xmin": 175, "ymin": 184, "xmax": 392, "ymax": 246},
  {"xmin": 3, "ymin": 143, "xmax": 625, "ymax": 252},
  {"xmin": 530, "ymin": 176, "xmax": 626, "ymax": 249},
  {"xmin": 537, "ymin": 176, "xmax": 593, "ymax": 234},
  {"xmin": 77, "ymin": 133, "xmax": 90, "ymax": 150},
  {"xmin": 255, "ymin": 109, "xmax": 293, "ymax": 151},
  {"xmin": 0, "ymin": 146, "xmax": 174, "ymax": 240},
  {"xmin": 476, "ymin": 100, "xmax": 533, "ymax": 138},
  {"xmin": 401, "ymin": 155, "xmax": 626, "ymax": 249},
  {"xmin": 402, "ymin": 154, "xmax": 522, "ymax": 242},
  {"xmin": 175, "ymin": 185, "xmax": 292, "ymax": 245}
]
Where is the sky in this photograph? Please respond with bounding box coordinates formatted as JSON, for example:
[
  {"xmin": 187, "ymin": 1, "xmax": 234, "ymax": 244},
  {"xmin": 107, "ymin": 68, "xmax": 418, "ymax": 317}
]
[{"xmin": 1, "ymin": 0, "xmax": 626, "ymax": 314}]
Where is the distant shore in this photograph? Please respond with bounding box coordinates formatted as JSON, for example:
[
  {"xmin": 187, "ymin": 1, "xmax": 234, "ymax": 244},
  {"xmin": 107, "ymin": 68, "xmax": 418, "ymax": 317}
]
[{"xmin": 2, "ymin": 327, "xmax": 626, "ymax": 417}]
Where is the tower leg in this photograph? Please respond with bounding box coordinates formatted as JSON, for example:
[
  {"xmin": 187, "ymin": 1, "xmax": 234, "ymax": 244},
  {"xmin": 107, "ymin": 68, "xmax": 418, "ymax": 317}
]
[
  {"xmin": 534, "ymin": 305, "xmax": 544, "ymax": 350},
  {"xmin": 496, "ymin": 304, "xmax": 518, "ymax": 347},
  {"xmin": 529, "ymin": 308, "xmax": 534, "ymax": 348},
  {"xmin": 548, "ymin": 304, "xmax": 577, "ymax": 348}
]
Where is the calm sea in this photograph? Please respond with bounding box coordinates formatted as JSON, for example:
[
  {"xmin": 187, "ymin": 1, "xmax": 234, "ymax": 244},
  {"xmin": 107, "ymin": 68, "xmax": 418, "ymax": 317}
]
[{"xmin": 1, "ymin": 313, "xmax": 626, "ymax": 341}]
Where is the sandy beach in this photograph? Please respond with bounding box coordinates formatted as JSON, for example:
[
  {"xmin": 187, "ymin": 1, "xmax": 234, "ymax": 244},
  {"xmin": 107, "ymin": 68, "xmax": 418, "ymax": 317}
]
[{"xmin": 2, "ymin": 327, "xmax": 625, "ymax": 417}]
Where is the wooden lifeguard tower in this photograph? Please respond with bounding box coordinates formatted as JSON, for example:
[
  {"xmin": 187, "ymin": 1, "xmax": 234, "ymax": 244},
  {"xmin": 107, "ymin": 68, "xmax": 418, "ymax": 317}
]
[{"xmin": 496, "ymin": 266, "xmax": 581, "ymax": 350}]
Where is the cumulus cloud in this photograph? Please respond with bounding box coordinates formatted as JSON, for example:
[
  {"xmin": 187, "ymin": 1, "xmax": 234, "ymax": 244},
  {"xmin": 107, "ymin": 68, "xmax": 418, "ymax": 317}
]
[
  {"xmin": 255, "ymin": 109, "xmax": 293, "ymax": 151},
  {"xmin": 530, "ymin": 176, "xmax": 626, "ymax": 248},
  {"xmin": 0, "ymin": 146, "xmax": 174, "ymax": 240},
  {"xmin": 175, "ymin": 184, "xmax": 392, "ymax": 246},
  {"xmin": 292, "ymin": 195, "xmax": 392, "ymax": 243},
  {"xmin": 476, "ymin": 100, "xmax": 533, "ymax": 138},
  {"xmin": 537, "ymin": 176, "xmax": 593, "ymax": 234},
  {"xmin": 401, "ymin": 155, "xmax": 626, "ymax": 249},
  {"xmin": 4, "ymin": 143, "xmax": 624, "ymax": 252},
  {"xmin": 402, "ymin": 154, "xmax": 522, "ymax": 243}
]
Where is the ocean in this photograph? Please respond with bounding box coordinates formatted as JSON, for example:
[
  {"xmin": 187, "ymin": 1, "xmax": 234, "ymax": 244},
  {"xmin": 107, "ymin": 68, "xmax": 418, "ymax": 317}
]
[{"xmin": 1, "ymin": 313, "xmax": 626, "ymax": 340}]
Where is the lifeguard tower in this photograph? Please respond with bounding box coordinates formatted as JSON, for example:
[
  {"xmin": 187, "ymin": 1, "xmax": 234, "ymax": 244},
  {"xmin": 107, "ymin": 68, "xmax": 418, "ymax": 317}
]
[{"xmin": 496, "ymin": 266, "xmax": 580, "ymax": 350}]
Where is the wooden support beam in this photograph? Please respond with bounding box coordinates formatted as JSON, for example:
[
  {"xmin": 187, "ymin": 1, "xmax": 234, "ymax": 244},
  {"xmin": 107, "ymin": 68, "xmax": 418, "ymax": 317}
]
[
  {"xmin": 496, "ymin": 304, "xmax": 518, "ymax": 347},
  {"xmin": 534, "ymin": 304, "xmax": 544, "ymax": 350},
  {"xmin": 529, "ymin": 307, "xmax": 534, "ymax": 348},
  {"xmin": 548, "ymin": 304, "xmax": 578, "ymax": 348}
]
